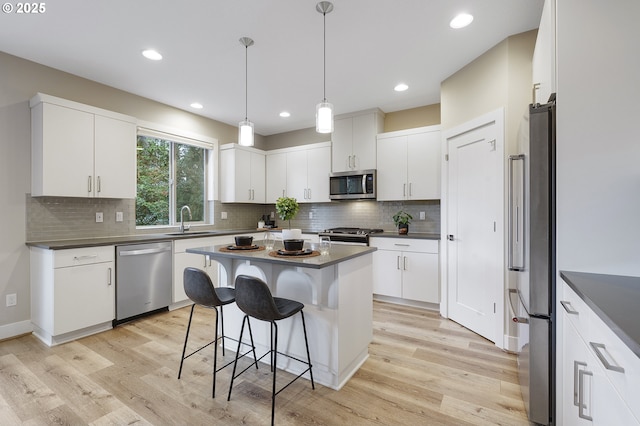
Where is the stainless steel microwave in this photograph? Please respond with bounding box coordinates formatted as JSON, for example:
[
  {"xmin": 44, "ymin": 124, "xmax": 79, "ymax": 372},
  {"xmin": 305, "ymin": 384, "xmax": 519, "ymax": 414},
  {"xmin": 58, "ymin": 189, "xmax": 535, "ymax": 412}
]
[{"xmin": 329, "ymin": 170, "xmax": 376, "ymax": 200}]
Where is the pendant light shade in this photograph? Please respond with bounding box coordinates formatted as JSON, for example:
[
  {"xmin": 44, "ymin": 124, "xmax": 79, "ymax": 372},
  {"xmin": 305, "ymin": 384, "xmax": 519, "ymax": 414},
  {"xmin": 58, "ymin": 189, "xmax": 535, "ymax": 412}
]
[
  {"xmin": 316, "ymin": 1, "xmax": 334, "ymax": 134},
  {"xmin": 239, "ymin": 37, "xmax": 254, "ymax": 146}
]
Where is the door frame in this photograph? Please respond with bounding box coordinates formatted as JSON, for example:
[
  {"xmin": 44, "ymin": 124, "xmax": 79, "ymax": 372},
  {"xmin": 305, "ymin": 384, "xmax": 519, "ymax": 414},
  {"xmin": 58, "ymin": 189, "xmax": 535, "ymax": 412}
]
[{"xmin": 440, "ymin": 108, "xmax": 506, "ymax": 349}]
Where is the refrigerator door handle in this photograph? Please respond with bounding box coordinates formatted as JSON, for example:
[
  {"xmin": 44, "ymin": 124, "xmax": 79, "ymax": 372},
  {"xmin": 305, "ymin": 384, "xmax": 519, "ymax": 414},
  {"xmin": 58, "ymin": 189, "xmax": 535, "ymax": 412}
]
[
  {"xmin": 507, "ymin": 288, "xmax": 529, "ymax": 323},
  {"xmin": 508, "ymin": 154, "xmax": 525, "ymax": 271}
]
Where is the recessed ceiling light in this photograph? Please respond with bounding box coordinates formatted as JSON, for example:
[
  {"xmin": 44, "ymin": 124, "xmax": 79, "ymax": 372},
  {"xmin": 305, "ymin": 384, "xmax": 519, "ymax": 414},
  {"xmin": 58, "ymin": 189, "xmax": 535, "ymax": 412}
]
[
  {"xmin": 394, "ymin": 83, "xmax": 409, "ymax": 92},
  {"xmin": 450, "ymin": 13, "xmax": 474, "ymax": 29},
  {"xmin": 190, "ymin": 102, "xmax": 203, "ymax": 109},
  {"xmin": 279, "ymin": 111, "xmax": 291, "ymax": 118},
  {"xmin": 142, "ymin": 49, "xmax": 163, "ymax": 60}
]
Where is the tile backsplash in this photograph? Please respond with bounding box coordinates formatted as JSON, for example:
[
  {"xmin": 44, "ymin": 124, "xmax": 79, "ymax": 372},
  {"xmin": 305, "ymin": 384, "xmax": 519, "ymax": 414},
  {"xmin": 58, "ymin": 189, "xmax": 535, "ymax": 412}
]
[{"xmin": 26, "ymin": 195, "xmax": 440, "ymax": 241}]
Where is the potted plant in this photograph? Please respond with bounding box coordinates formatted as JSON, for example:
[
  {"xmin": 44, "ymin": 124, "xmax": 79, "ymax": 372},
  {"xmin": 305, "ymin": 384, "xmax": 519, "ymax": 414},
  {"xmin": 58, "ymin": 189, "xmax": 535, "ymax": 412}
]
[
  {"xmin": 276, "ymin": 196, "xmax": 301, "ymax": 240},
  {"xmin": 393, "ymin": 210, "xmax": 413, "ymax": 235}
]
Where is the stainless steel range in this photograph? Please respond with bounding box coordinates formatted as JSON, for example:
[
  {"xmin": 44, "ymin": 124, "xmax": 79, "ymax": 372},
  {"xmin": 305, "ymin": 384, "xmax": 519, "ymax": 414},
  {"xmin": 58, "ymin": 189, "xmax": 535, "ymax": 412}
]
[{"xmin": 318, "ymin": 227, "xmax": 384, "ymax": 245}]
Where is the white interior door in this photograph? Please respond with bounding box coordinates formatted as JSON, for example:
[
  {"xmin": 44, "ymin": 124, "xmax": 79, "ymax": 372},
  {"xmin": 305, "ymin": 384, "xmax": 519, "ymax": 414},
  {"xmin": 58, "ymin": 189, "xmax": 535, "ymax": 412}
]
[{"xmin": 446, "ymin": 118, "xmax": 503, "ymax": 343}]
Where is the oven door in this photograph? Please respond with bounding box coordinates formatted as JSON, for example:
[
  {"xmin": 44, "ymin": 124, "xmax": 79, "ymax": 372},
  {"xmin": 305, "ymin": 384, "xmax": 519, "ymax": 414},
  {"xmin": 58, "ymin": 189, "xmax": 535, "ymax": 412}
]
[{"xmin": 319, "ymin": 233, "xmax": 369, "ymax": 246}]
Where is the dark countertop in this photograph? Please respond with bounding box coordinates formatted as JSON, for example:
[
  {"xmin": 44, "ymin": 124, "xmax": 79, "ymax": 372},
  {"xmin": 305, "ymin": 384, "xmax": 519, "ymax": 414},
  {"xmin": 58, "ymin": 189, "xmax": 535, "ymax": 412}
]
[
  {"xmin": 187, "ymin": 241, "xmax": 376, "ymax": 269},
  {"xmin": 560, "ymin": 270, "xmax": 640, "ymax": 358}
]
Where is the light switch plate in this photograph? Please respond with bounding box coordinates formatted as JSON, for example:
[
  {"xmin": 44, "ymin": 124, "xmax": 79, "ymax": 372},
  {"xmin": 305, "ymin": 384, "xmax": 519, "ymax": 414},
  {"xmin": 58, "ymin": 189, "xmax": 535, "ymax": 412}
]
[
  {"xmin": 221, "ymin": 212, "xmax": 227, "ymax": 219},
  {"xmin": 116, "ymin": 212, "xmax": 123, "ymax": 222},
  {"xmin": 96, "ymin": 212, "xmax": 104, "ymax": 223},
  {"xmin": 419, "ymin": 211, "xmax": 426, "ymax": 220}
]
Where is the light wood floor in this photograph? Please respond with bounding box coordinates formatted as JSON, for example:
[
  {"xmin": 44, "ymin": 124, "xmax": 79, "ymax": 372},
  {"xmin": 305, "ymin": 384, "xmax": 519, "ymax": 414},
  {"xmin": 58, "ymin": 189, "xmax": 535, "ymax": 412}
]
[{"xmin": 0, "ymin": 301, "xmax": 530, "ymax": 425}]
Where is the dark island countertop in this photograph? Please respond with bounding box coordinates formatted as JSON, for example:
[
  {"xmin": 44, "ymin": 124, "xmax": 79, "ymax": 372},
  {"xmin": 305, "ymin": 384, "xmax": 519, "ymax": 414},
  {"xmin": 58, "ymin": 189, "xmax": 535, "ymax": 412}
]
[
  {"xmin": 187, "ymin": 241, "xmax": 376, "ymax": 269},
  {"xmin": 560, "ymin": 270, "xmax": 640, "ymax": 358}
]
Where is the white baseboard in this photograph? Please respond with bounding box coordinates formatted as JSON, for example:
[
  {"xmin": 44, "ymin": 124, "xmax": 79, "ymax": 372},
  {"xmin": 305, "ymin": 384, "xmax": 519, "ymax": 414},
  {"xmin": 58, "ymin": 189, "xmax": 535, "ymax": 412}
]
[
  {"xmin": 503, "ymin": 333, "xmax": 519, "ymax": 353},
  {"xmin": 0, "ymin": 320, "xmax": 32, "ymax": 341}
]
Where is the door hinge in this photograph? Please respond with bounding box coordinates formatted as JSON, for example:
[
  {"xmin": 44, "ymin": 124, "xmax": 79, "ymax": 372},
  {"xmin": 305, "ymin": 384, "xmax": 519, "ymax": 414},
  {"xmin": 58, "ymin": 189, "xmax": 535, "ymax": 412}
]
[
  {"xmin": 445, "ymin": 154, "xmax": 449, "ymax": 161},
  {"xmin": 494, "ymin": 221, "xmax": 496, "ymax": 232},
  {"xmin": 494, "ymin": 303, "xmax": 496, "ymax": 313}
]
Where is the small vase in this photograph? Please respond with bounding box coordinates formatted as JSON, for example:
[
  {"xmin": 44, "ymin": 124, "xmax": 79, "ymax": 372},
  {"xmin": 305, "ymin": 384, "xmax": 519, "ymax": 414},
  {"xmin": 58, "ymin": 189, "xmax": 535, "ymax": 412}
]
[
  {"xmin": 282, "ymin": 229, "xmax": 302, "ymax": 240},
  {"xmin": 398, "ymin": 224, "xmax": 409, "ymax": 235}
]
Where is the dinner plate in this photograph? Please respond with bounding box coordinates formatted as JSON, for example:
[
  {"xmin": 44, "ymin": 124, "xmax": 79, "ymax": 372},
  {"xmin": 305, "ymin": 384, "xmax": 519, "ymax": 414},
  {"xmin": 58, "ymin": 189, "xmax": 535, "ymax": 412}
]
[
  {"xmin": 226, "ymin": 244, "xmax": 259, "ymax": 250},
  {"xmin": 276, "ymin": 248, "xmax": 313, "ymax": 256}
]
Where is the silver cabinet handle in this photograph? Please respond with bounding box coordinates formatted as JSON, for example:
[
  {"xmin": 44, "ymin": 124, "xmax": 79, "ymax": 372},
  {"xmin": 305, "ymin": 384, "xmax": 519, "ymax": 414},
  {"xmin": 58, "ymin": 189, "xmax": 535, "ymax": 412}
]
[
  {"xmin": 590, "ymin": 342, "xmax": 625, "ymax": 373},
  {"xmin": 409, "ymin": 182, "xmax": 413, "ymax": 197},
  {"xmin": 396, "ymin": 255, "xmax": 401, "ymax": 270},
  {"xmin": 119, "ymin": 246, "xmax": 171, "ymax": 256},
  {"xmin": 403, "ymin": 183, "xmax": 406, "ymax": 197},
  {"xmin": 88, "ymin": 176, "xmax": 92, "ymax": 193},
  {"xmin": 73, "ymin": 255, "xmax": 98, "ymax": 261},
  {"xmin": 308, "ymin": 188, "xmax": 312, "ymax": 199},
  {"xmin": 394, "ymin": 243, "xmax": 410, "ymax": 247},
  {"xmin": 97, "ymin": 176, "xmax": 101, "ymax": 193},
  {"xmin": 508, "ymin": 154, "xmax": 525, "ymax": 271},
  {"xmin": 107, "ymin": 267, "xmax": 112, "ymax": 285},
  {"xmin": 248, "ymin": 189, "xmax": 252, "ymax": 200},
  {"xmin": 560, "ymin": 300, "xmax": 579, "ymax": 315},
  {"xmin": 403, "ymin": 256, "xmax": 407, "ymax": 271},
  {"xmin": 573, "ymin": 360, "xmax": 587, "ymax": 406},
  {"xmin": 578, "ymin": 369, "xmax": 593, "ymax": 421}
]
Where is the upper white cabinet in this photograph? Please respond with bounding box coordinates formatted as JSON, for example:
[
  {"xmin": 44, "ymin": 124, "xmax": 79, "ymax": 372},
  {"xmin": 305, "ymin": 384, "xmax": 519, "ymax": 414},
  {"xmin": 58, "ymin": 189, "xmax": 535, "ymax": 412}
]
[
  {"xmin": 220, "ymin": 144, "xmax": 266, "ymax": 203},
  {"xmin": 265, "ymin": 142, "xmax": 331, "ymax": 204},
  {"xmin": 332, "ymin": 109, "xmax": 384, "ymax": 172},
  {"xmin": 376, "ymin": 125, "xmax": 441, "ymax": 201},
  {"xmin": 532, "ymin": 0, "xmax": 556, "ymax": 104},
  {"xmin": 30, "ymin": 93, "xmax": 137, "ymax": 198}
]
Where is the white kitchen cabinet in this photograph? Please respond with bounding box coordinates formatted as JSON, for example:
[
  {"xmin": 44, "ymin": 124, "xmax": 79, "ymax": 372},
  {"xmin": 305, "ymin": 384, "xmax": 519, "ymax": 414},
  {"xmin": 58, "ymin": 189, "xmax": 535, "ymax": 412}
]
[
  {"xmin": 376, "ymin": 126, "xmax": 441, "ymax": 201},
  {"xmin": 30, "ymin": 246, "xmax": 115, "ymax": 346},
  {"xmin": 332, "ymin": 109, "xmax": 384, "ymax": 172},
  {"xmin": 30, "ymin": 93, "xmax": 137, "ymax": 198},
  {"xmin": 220, "ymin": 144, "xmax": 265, "ymax": 203},
  {"xmin": 266, "ymin": 151, "xmax": 287, "ymax": 203},
  {"xmin": 560, "ymin": 281, "xmax": 640, "ymax": 425},
  {"xmin": 532, "ymin": 0, "xmax": 556, "ymax": 105},
  {"xmin": 370, "ymin": 237, "xmax": 439, "ymax": 304},
  {"xmin": 266, "ymin": 142, "xmax": 331, "ymax": 204}
]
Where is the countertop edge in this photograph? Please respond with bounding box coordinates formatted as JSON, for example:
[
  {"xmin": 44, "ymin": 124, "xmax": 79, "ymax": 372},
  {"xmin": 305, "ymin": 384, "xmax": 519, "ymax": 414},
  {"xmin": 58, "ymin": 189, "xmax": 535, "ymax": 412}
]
[{"xmin": 560, "ymin": 270, "xmax": 640, "ymax": 359}]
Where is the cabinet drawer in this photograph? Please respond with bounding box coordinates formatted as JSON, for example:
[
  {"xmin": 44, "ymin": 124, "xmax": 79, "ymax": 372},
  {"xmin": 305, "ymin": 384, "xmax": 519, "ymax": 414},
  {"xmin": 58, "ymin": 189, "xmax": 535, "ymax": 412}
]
[
  {"xmin": 54, "ymin": 246, "xmax": 114, "ymax": 268},
  {"xmin": 560, "ymin": 281, "xmax": 591, "ymax": 338},
  {"xmin": 589, "ymin": 310, "xmax": 640, "ymax": 421},
  {"xmin": 370, "ymin": 237, "xmax": 438, "ymax": 253}
]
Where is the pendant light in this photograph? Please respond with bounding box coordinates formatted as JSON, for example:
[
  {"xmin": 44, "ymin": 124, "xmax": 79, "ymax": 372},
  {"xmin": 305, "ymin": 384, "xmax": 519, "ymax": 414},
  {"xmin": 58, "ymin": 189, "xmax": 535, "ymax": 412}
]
[
  {"xmin": 316, "ymin": 1, "xmax": 334, "ymax": 134},
  {"xmin": 239, "ymin": 37, "xmax": 254, "ymax": 146}
]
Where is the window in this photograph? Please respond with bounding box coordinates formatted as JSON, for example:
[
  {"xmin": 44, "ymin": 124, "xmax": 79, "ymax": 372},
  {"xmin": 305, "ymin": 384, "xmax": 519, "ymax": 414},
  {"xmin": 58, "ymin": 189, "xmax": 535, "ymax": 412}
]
[{"xmin": 136, "ymin": 129, "xmax": 213, "ymax": 227}]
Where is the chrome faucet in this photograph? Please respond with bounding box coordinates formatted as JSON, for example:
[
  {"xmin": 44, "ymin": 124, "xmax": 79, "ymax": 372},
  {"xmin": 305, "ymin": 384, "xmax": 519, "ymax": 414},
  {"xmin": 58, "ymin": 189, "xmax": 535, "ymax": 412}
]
[{"xmin": 179, "ymin": 205, "xmax": 192, "ymax": 233}]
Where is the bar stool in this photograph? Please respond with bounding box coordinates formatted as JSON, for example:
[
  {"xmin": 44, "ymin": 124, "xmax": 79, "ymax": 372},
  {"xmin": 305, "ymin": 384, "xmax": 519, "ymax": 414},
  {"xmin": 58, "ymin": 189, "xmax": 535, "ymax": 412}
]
[
  {"xmin": 178, "ymin": 267, "xmax": 257, "ymax": 398},
  {"xmin": 228, "ymin": 274, "xmax": 315, "ymax": 426}
]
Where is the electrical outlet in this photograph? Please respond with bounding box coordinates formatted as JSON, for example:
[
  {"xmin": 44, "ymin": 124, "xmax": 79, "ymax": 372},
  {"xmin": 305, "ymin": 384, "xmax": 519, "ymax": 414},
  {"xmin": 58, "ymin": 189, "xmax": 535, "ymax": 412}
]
[
  {"xmin": 221, "ymin": 211, "xmax": 227, "ymax": 219},
  {"xmin": 419, "ymin": 211, "xmax": 426, "ymax": 220},
  {"xmin": 116, "ymin": 211, "xmax": 123, "ymax": 222},
  {"xmin": 6, "ymin": 293, "xmax": 16, "ymax": 307},
  {"xmin": 309, "ymin": 211, "xmax": 313, "ymax": 219},
  {"xmin": 270, "ymin": 211, "xmax": 275, "ymax": 219},
  {"xmin": 95, "ymin": 212, "xmax": 104, "ymax": 223}
]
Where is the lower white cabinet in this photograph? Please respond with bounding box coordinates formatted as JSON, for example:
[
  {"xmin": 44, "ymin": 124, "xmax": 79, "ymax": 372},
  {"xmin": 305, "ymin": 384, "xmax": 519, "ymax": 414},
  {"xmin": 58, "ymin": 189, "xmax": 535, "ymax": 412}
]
[
  {"xmin": 369, "ymin": 237, "xmax": 439, "ymax": 304},
  {"xmin": 30, "ymin": 246, "xmax": 115, "ymax": 346},
  {"xmin": 560, "ymin": 281, "xmax": 639, "ymax": 425}
]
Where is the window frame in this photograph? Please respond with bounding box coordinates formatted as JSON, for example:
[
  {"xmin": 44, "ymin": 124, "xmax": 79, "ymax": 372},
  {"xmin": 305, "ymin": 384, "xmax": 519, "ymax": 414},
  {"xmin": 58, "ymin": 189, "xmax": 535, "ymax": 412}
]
[{"xmin": 136, "ymin": 122, "xmax": 218, "ymax": 229}]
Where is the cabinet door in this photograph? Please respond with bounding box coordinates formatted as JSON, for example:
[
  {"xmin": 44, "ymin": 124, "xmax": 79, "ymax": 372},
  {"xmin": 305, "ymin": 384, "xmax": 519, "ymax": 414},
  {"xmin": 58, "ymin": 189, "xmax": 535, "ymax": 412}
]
[
  {"xmin": 53, "ymin": 261, "xmax": 114, "ymax": 335},
  {"xmin": 376, "ymin": 135, "xmax": 407, "ymax": 201},
  {"xmin": 250, "ymin": 151, "xmax": 266, "ymax": 203},
  {"xmin": 402, "ymin": 251, "xmax": 439, "ymax": 303},
  {"xmin": 94, "ymin": 115, "xmax": 136, "ymax": 198},
  {"xmin": 372, "ymin": 250, "xmax": 402, "ymax": 298},
  {"xmin": 351, "ymin": 113, "xmax": 377, "ymax": 171},
  {"xmin": 306, "ymin": 146, "xmax": 331, "ymax": 203},
  {"xmin": 286, "ymin": 149, "xmax": 308, "ymax": 202},
  {"xmin": 266, "ymin": 152, "xmax": 287, "ymax": 203},
  {"xmin": 331, "ymin": 117, "xmax": 353, "ymax": 172},
  {"xmin": 407, "ymin": 131, "xmax": 441, "ymax": 200},
  {"xmin": 36, "ymin": 103, "xmax": 94, "ymax": 197}
]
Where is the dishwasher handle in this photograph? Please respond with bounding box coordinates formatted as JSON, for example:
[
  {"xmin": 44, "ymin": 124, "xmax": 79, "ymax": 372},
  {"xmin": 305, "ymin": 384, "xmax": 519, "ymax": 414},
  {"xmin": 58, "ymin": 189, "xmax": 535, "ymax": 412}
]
[{"xmin": 119, "ymin": 246, "xmax": 171, "ymax": 256}]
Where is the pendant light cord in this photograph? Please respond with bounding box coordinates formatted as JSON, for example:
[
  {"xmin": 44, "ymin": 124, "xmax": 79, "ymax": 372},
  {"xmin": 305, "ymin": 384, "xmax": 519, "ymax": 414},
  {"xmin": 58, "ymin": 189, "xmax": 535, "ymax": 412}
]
[
  {"xmin": 245, "ymin": 43, "xmax": 248, "ymax": 121},
  {"xmin": 322, "ymin": 9, "xmax": 327, "ymax": 102}
]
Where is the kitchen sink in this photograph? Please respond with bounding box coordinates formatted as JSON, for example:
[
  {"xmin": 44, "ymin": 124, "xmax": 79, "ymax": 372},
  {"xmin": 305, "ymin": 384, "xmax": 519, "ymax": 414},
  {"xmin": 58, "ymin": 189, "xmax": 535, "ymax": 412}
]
[{"xmin": 164, "ymin": 231, "xmax": 220, "ymax": 236}]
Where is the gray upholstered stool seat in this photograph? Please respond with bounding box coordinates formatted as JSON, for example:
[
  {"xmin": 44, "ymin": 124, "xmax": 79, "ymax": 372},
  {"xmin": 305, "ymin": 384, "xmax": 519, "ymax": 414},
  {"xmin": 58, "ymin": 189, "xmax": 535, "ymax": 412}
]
[
  {"xmin": 228, "ymin": 274, "xmax": 315, "ymax": 426},
  {"xmin": 178, "ymin": 267, "xmax": 256, "ymax": 398}
]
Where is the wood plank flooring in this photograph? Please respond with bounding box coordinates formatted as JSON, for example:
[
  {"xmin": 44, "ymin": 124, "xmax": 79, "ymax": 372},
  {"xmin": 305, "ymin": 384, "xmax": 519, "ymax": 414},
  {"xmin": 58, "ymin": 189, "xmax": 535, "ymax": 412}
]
[{"xmin": 0, "ymin": 301, "xmax": 531, "ymax": 425}]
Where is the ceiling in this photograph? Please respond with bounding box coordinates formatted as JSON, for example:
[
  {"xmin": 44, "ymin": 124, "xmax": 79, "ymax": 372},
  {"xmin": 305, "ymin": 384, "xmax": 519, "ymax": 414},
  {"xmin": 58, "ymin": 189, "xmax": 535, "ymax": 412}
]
[{"xmin": 0, "ymin": 0, "xmax": 544, "ymax": 136}]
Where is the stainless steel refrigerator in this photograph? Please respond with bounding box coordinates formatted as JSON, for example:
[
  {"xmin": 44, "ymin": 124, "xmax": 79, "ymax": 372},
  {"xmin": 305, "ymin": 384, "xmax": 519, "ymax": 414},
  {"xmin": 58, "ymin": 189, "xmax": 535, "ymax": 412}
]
[{"xmin": 508, "ymin": 95, "xmax": 556, "ymax": 425}]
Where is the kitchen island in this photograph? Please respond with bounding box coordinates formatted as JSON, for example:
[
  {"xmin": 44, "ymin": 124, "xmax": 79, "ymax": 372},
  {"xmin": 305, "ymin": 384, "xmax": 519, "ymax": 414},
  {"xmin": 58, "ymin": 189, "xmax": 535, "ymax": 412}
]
[{"xmin": 186, "ymin": 241, "xmax": 376, "ymax": 390}]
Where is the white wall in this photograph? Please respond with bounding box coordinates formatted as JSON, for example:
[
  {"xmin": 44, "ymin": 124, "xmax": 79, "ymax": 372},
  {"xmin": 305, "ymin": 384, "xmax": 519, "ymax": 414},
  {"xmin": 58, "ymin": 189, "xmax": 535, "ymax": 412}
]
[{"xmin": 556, "ymin": 0, "xmax": 640, "ymax": 275}]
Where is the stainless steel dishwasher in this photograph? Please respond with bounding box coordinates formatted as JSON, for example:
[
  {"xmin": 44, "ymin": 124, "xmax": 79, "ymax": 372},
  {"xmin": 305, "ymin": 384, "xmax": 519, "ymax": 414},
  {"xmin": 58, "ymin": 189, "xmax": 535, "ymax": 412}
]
[{"xmin": 115, "ymin": 241, "xmax": 172, "ymax": 324}]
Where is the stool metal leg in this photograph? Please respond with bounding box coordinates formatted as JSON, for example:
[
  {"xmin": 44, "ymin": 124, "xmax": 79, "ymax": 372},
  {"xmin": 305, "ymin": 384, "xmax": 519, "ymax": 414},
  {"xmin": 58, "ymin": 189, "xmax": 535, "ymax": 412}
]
[
  {"xmin": 271, "ymin": 321, "xmax": 278, "ymax": 426},
  {"xmin": 212, "ymin": 306, "xmax": 220, "ymax": 398},
  {"xmin": 178, "ymin": 304, "xmax": 196, "ymax": 379},
  {"xmin": 300, "ymin": 310, "xmax": 315, "ymax": 389}
]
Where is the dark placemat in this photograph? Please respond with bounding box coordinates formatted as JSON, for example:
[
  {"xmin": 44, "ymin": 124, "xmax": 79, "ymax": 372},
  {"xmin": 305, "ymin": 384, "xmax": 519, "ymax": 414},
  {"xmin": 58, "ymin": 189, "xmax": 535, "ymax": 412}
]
[
  {"xmin": 219, "ymin": 245, "xmax": 266, "ymax": 253},
  {"xmin": 268, "ymin": 250, "xmax": 320, "ymax": 259}
]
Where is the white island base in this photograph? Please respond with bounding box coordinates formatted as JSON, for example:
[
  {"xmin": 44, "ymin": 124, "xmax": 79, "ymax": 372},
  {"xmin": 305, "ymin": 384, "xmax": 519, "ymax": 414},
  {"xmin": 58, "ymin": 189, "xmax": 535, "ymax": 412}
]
[{"xmin": 212, "ymin": 251, "xmax": 373, "ymax": 390}]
